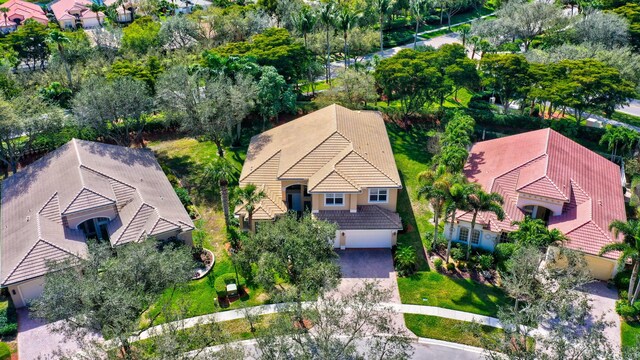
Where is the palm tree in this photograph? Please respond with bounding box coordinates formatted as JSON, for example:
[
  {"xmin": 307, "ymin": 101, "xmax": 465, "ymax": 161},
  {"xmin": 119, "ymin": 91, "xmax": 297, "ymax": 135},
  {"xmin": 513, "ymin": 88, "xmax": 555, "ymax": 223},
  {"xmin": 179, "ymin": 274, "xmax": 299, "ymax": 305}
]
[
  {"xmin": 417, "ymin": 165, "xmax": 453, "ymax": 250},
  {"xmin": 395, "ymin": 245, "xmax": 417, "ymax": 276},
  {"xmin": 293, "ymin": 5, "xmax": 317, "ymax": 49},
  {"xmin": 237, "ymin": 183, "xmax": 266, "ymax": 232},
  {"xmin": 445, "ymin": 181, "xmax": 476, "ymax": 262},
  {"xmin": 336, "ymin": 7, "xmax": 358, "ymax": 69},
  {"xmin": 319, "ymin": 1, "xmax": 336, "ymax": 82},
  {"xmin": 600, "ymin": 220, "xmax": 640, "ymax": 305},
  {"xmin": 372, "ymin": 0, "xmax": 394, "ymax": 52},
  {"xmin": 599, "ymin": 125, "xmax": 640, "ymax": 159},
  {"xmin": 409, "ymin": 0, "xmax": 428, "ymax": 49},
  {"xmin": 202, "ymin": 158, "xmax": 237, "ymax": 229},
  {"xmin": 0, "ymin": 7, "xmax": 9, "ymax": 30},
  {"xmin": 46, "ymin": 30, "xmax": 72, "ymax": 86},
  {"xmin": 466, "ymin": 189, "xmax": 505, "ymax": 260},
  {"xmin": 456, "ymin": 24, "xmax": 471, "ymax": 47},
  {"xmin": 89, "ymin": 3, "xmax": 106, "ymax": 27}
]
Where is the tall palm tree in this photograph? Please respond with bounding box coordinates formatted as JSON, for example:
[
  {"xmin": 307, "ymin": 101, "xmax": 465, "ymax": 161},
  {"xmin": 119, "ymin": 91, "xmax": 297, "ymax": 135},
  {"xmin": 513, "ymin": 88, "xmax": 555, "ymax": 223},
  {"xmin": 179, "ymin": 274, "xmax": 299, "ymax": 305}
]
[
  {"xmin": 465, "ymin": 189, "xmax": 505, "ymax": 260},
  {"xmin": 409, "ymin": 0, "xmax": 428, "ymax": 49},
  {"xmin": 336, "ymin": 7, "xmax": 358, "ymax": 69},
  {"xmin": 417, "ymin": 165, "xmax": 453, "ymax": 250},
  {"xmin": 510, "ymin": 217, "xmax": 567, "ymax": 249},
  {"xmin": 293, "ymin": 5, "xmax": 317, "ymax": 49},
  {"xmin": 600, "ymin": 220, "xmax": 640, "ymax": 305},
  {"xmin": 445, "ymin": 181, "xmax": 476, "ymax": 262},
  {"xmin": 319, "ymin": 1, "xmax": 336, "ymax": 82},
  {"xmin": 456, "ymin": 24, "xmax": 471, "ymax": 47},
  {"xmin": 372, "ymin": 0, "xmax": 394, "ymax": 52},
  {"xmin": 0, "ymin": 7, "xmax": 9, "ymax": 30},
  {"xmin": 89, "ymin": 3, "xmax": 106, "ymax": 27},
  {"xmin": 599, "ymin": 125, "xmax": 640, "ymax": 159},
  {"xmin": 237, "ymin": 183, "xmax": 266, "ymax": 232},
  {"xmin": 46, "ymin": 30, "xmax": 72, "ymax": 86},
  {"xmin": 202, "ymin": 158, "xmax": 237, "ymax": 229}
]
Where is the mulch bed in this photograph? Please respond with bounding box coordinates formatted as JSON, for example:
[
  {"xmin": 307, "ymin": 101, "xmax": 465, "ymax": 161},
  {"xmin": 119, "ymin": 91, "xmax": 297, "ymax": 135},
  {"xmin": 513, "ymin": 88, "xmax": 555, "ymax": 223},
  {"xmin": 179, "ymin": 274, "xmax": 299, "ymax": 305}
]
[{"xmin": 428, "ymin": 246, "xmax": 500, "ymax": 286}]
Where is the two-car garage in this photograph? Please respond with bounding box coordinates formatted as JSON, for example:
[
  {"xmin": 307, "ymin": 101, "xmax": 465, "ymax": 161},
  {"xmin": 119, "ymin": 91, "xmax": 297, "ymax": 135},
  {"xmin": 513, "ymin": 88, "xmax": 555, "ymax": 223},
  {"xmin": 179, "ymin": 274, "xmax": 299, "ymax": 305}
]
[{"xmin": 334, "ymin": 229, "xmax": 397, "ymax": 249}]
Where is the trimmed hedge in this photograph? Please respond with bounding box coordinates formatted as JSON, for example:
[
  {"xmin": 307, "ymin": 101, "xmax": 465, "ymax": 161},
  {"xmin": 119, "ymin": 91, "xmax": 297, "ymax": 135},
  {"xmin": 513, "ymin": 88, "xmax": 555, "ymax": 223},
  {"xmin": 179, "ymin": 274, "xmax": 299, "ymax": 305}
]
[{"xmin": 0, "ymin": 296, "xmax": 17, "ymax": 337}]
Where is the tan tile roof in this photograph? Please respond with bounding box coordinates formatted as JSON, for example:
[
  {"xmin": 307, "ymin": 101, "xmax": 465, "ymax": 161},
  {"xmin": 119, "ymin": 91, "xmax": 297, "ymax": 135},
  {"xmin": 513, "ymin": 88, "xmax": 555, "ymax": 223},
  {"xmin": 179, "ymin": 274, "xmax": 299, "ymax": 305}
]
[
  {"xmin": 1, "ymin": 139, "xmax": 194, "ymax": 286},
  {"xmin": 237, "ymin": 104, "xmax": 401, "ymax": 219},
  {"xmin": 315, "ymin": 205, "xmax": 402, "ymax": 230},
  {"xmin": 459, "ymin": 128, "xmax": 626, "ymax": 258}
]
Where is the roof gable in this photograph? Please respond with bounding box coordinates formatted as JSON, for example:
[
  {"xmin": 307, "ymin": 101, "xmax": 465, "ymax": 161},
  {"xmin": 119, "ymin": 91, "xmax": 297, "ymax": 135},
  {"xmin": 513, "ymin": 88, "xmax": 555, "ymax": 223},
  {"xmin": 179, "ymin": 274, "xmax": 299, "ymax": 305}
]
[
  {"xmin": 3, "ymin": 240, "xmax": 79, "ymax": 285},
  {"xmin": 62, "ymin": 188, "xmax": 115, "ymax": 215}
]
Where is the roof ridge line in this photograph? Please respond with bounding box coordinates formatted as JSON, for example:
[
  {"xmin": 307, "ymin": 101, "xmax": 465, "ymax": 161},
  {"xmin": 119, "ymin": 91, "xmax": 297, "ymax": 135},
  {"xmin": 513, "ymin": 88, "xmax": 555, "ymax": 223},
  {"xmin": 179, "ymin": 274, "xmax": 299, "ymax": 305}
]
[
  {"xmin": 333, "ymin": 169, "xmax": 360, "ymax": 191},
  {"xmin": 490, "ymin": 153, "xmax": 548, "ymax": 193},
  {"xmin": 2, "ymin": 240, "xmax": 44, "ymax": 285},
  {"xmin": 72, "ymin": 139, "xmax": 85, "ymax": 188},
  {"xmin": 80, "ymin": 165, "xmax": 137, "ymax": 192},
  {"xmin": 61, "ymin": 187, "xmax": 115, "ymax": 215},
  {"xmin": 113, "ymin": 201, "xmax": 154, "ymax": 245},
  {"xmin": 240, "ymin": 150, "xmax": 281, "ymax": 183},
  {"xmin": 38, "ymin": 192, "xmax": 59, "ymax": 215},
  {"xmin": 278, "ymin": 131, "xmax": 350, "ymax": 178},
  {"xmin": 372, "ymin": 205, "xmax": 396, "ymax": 224},
  {"xmin": 348, "ymin": 149, "xmax": 401, "ymax": 187}
]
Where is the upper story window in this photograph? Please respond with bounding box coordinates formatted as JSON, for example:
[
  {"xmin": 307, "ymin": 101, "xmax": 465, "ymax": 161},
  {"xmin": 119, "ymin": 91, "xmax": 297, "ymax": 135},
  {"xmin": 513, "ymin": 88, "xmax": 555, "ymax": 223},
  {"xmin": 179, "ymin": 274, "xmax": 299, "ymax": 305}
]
[
  {"xmin": 325, "ymin": 193, "xmax": 344, "ymax": 206},
  {"xmin": 369, "ymin": 188, "xmax": 388, "ymax": 203}
]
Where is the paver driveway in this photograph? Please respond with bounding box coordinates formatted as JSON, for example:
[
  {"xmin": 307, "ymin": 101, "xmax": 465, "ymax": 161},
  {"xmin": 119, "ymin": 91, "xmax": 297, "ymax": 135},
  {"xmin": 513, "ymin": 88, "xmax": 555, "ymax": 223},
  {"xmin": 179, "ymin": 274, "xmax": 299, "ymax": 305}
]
[
  {"xmin": 336, "ymin": 249, "xmax": 401, "ymax": 303},
  {"xmin": 581, "ymin": 281, "xmax": 621, "ymax": 351}
]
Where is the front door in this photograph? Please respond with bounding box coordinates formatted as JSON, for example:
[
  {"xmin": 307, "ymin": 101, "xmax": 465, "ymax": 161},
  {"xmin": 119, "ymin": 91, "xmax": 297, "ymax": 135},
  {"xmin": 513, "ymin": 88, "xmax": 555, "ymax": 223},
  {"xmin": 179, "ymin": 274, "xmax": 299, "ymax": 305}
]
[{"xmin": 290, "ymin": 193, "xmax": 302, "ymax": 212}]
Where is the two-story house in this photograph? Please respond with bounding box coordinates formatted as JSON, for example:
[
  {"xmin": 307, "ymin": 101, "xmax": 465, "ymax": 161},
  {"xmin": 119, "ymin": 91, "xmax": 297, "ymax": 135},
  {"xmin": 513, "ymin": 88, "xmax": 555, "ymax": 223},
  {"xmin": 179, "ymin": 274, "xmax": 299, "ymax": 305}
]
[
  {"xmin": 0, "ymin": 139, "xmax": 194, "ymax": 307},
  {"xmin": 235, "ymin": 104, "xmax": 403, "ymax": 248},
  {"xmin": 445, "ymin": 128, "xmax": 626, "ymax": 280}
]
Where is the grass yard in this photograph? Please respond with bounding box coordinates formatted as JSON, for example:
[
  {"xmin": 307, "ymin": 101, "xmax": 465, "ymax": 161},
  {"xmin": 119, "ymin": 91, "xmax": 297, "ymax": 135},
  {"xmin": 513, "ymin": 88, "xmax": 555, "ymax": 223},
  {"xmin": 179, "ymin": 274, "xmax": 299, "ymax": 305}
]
[
  {"xmin": 404, "ymin": 314, "xmax": 502, "ymax": 348},
  {"xmin": 387, "ymin": 124, "xmax": 435, "ymax": 270},
  {"xmin": 398, "ymin": 271, "xmax": 509, "ymax": 317},
  {"xmin": 622, "ymin": 320, "xmax": 640, "ymax": 352},
  {"xmin": 143, "ymin": 136, "xmax": 269, "ymax": 325},
  {"xmin": 612, "ymin": 111, "xmax": 640, "ymax": 128}
]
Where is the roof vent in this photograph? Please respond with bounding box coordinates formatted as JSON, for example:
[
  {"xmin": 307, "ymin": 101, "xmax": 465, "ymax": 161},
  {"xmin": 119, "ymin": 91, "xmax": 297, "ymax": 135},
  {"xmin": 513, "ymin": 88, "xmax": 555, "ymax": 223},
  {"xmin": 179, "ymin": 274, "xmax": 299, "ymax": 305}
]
[
  {"xmin": 26, "ymin": 216, "xmax": 30, "ymax": 222},
  {"xmin": 598, "ymin": 200, "xmax": 602, "ymax": 206}
]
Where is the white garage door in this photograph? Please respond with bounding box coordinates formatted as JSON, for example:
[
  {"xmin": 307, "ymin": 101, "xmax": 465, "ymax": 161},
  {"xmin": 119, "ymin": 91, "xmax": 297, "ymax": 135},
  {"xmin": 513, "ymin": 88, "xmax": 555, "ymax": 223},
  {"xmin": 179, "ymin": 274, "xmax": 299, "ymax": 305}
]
[
  {"xmin": 344, "ymin": 230, "xmax": 392, "ymax": 248},
  {"xmin": 17, "ymin": 277, "xmax": 45, "ymax": 307}
]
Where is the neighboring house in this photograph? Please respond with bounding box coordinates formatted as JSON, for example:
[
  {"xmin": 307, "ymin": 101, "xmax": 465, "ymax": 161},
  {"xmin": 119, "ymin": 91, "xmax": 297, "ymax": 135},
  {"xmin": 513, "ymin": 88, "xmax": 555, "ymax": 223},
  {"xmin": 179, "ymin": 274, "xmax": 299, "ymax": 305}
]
[
  {"xmin": 103, "ymin": 0, "xmax": 133, "ymax": 23},
  {"xmin": 236, "ymin": 104, "xmax": 403, "ymax": 248},
  {"xmin": 445, "ymin": 128, "xmax": 626, "ymax": 280},
  {"xmin": 0, "ymin": 139, "xmax": 194, "ymax": 308},
  {"xmin": 173, "ymin": 0, "xmax": 211, "ymax": 14},
  {"xmin": 50, "ymin": 0, "xmax": 104, "ymax": 29},
  {"xmin": 0, "ymin": 0, "xmax": 48, "ymax": 34}
]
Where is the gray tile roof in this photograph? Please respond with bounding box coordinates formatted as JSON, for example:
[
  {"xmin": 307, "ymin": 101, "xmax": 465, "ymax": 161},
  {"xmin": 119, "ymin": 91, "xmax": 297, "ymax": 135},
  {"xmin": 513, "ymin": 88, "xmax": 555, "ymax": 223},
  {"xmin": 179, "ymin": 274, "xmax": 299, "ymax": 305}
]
[
  {"xmin": 315, "ymin": 205, "xmax": 403, "ymax": 230},
  {"xmin": 1, "ymin": 139, "xmax": 194, "ymax": 286}
]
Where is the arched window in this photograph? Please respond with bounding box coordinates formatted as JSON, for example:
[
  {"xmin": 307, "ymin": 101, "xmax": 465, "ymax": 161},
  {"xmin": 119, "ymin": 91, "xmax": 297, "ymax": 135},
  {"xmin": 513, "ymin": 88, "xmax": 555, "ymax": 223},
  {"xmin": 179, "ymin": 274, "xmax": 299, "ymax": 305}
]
[{"xmin": 78, "ymin": 217, "xmax": 110, "ymax": 241}]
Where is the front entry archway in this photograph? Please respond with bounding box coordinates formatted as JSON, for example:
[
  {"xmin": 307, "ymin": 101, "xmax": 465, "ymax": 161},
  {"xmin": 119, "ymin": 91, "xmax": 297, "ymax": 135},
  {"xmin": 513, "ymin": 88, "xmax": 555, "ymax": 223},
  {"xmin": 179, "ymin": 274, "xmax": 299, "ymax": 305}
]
[
  {"xmin": 78, "ymin": 217, "xmax": 110, "ymax": 241},
  {"xmin": 285, "ymin": 184, "xmax": 310, "ymax": 213}
]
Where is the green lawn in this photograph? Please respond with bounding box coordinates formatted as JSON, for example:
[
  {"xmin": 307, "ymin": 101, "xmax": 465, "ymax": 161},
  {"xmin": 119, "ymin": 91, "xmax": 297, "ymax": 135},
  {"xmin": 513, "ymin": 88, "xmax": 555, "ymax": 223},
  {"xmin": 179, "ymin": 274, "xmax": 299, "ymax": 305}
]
[
  {"xmin": 622, "ymin": 320, "xmax": 640, "ymax": 352},
  {"xmin": 387, "ymin": 124, "xmax": 434, "ymax": 270},
  {"xmin": 398, "ymin": 271, "xmax": 510, "ymax": 317},
  {"xmin": 404, "ymin": 314, "xmax": 503, "ymax": 348},
  {"xmin": 612, "ymin": 111, "xmax": 640, "ymax": 128},
  {"xmin": 143, "ymin": 136, "xmax": 268, "ymax": 325}
]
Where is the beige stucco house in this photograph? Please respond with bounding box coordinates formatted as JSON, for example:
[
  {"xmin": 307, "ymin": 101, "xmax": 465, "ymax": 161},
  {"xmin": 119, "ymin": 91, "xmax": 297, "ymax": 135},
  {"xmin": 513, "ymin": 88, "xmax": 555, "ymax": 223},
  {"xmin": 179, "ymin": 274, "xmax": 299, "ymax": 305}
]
[
  {"xmin": 235, "ymin": 104, "xmax": 403, "ymax": 248},
  {"xmin": 0, "ymin": 139, "xmax": 194, "ymax": 308},
  {"xmin": 445, "ymin": 128, "xmax": 626, "ymax": 280}
]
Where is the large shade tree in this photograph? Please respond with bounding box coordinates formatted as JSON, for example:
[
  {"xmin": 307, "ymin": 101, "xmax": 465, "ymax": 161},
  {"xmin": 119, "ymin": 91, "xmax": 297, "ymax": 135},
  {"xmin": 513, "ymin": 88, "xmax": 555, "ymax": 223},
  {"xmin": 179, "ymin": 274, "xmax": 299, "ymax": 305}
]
[
  {"xmin": 31, "ymin": 239, "xmax": 195, "ymax": 359},
  {"xmin": 73, "ymin": 76, "xmax": 153, "ymax": 147}
]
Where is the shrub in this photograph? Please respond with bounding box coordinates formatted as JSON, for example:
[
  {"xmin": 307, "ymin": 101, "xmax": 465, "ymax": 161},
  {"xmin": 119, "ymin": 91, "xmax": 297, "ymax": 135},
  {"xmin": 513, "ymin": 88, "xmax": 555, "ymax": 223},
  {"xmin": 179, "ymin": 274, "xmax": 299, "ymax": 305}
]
[
  {"xmin": 0, "ymin": 297, "xmax": 17, "ymax": 337},
  {"xmin": 450, "ymin": 246, "xmax": 466, "ymax": 262},
  {"xmin": 187, "ymin": 204, "xmax": 199, "ymax": 219},
  {"xmin": 446, "ymin": 263, "xmax": 456, "ymax": 272},
  {"xmin": 174, "ymin": 187, "xmax": 192, "ymax": 207},
  {"xmin": 0, "ymin": 342, "xmax": 9, "ymax": 360},
  {"xmin": 614, "ymin": 269, "xmax": 632, "ymax": 291},
  {"xmin": 494, "ymin": 243, "xmax": 517, "ymax": 263},
  {"xmin": 478, "ymin": 254, "xmax": 494, "ymax": 270},
  {"xmin": 615, "ymin": 299, "xmax": 640, "ymax": 318},
  {"xmin": 433, "ymin": 258, "xmax": 444, "ymax": 271},
  {"xmin": 395, "ymin": 246, "xmax": 418, "ymax": 277}
]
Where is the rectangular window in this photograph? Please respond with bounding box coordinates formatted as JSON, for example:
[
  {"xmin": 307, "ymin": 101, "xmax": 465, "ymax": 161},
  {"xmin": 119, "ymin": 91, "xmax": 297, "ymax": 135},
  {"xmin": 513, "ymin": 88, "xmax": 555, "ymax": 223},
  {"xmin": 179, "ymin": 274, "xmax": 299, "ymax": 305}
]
[
  {"xmin": 499, "ymin": 232, "xmax": 509, "ymax": 243},
  {"xmin": 471, "ymin": 230, "xmax": 481, "ymax": 245},
  {"xmin": 458, "ymin": 227, "xmax": 469, "ymax": 242},
  {"xmin": 369, "ymin": 188, "xmax": 388, "ymax": 203},
  {"xmin": 325, "ymin": 193, "xmax": 344, "ymax": 206}
]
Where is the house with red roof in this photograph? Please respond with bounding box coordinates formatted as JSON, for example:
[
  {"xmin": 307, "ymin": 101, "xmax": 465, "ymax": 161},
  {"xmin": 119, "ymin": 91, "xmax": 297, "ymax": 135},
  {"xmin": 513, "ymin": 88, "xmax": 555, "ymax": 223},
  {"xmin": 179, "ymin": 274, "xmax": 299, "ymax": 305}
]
[
  {"xmin": 49, "ymin": 0, "xmax": 104, "ymax": 29},
  {"xmin": 446, "ymin": 128, "xmax": 626, "ymax": 280},
  {"xmin": 0, "ymin": 0, "xmax": 48, "ymax": 34}
]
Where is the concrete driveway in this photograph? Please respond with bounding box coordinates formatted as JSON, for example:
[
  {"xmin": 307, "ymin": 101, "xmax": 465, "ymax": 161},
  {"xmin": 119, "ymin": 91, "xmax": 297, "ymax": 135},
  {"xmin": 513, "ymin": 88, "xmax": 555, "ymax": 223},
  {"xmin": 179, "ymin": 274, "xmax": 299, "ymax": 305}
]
[
  {"xmin": 18, "ymin": 308, "xmax": 98, "ymax": 360},
  {"xmin": 336, "ymin": 249, "xmax": 401, "ymax": 303},
  {"xmin": 581, "ymin": 281, "xmax": 621, "ymax": 351}
]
